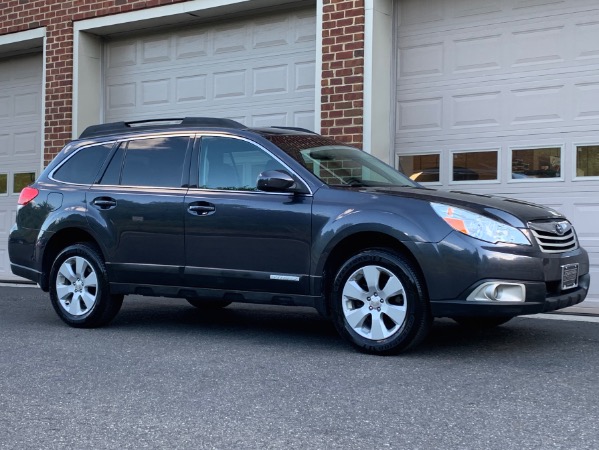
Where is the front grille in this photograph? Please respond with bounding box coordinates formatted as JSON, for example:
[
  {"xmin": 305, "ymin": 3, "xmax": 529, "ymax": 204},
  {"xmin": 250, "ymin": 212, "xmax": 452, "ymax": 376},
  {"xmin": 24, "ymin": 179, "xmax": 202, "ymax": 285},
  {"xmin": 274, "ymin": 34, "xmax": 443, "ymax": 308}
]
[{"xmin": 528, "ymin": 220, "xmax": 578, "ymax": 253}]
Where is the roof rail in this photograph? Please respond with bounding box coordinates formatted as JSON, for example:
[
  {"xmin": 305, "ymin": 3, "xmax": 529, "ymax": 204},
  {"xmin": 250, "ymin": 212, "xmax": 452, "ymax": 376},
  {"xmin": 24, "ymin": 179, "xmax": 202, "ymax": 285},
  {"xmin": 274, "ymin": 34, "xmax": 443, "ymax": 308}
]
[
  {"xmin": 270, "ymin": 126, "xmax": 317, "ymax": 134},
  {"xmin": 79, "ymin": 117, "xmax": 246, "ymax": 139}
]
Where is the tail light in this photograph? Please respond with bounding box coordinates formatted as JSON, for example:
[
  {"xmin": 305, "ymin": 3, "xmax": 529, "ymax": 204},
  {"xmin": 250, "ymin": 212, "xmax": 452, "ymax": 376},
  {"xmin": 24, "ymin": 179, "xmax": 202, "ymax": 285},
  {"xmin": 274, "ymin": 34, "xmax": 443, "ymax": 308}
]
[{"xmin": 18, "ymin": 186, "xmax": 39, "ymax": 205}]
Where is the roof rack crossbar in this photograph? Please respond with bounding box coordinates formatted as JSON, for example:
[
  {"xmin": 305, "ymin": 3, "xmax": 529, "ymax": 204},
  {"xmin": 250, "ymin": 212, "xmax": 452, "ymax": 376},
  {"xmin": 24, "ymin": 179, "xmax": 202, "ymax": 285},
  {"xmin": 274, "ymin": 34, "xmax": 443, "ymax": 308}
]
[{"xmin": 79, "ymin": 117, "xmax": 246, "ymax": 139}]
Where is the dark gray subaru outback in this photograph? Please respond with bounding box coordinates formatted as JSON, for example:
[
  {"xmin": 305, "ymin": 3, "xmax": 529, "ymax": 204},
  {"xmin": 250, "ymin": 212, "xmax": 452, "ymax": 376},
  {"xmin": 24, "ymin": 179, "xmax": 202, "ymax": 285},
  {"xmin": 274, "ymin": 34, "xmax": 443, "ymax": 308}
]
[{"xmin": 9, "ymin": 118, "xmax": 590, "ymax": 354}]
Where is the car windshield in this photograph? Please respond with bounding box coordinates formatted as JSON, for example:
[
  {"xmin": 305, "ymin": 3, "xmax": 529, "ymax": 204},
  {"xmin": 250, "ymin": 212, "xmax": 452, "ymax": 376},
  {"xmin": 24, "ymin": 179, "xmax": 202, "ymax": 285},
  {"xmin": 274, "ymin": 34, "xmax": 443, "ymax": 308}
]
[{"xmin": 265, "ymin": 134, "xmax": 418, "ymax": 187}]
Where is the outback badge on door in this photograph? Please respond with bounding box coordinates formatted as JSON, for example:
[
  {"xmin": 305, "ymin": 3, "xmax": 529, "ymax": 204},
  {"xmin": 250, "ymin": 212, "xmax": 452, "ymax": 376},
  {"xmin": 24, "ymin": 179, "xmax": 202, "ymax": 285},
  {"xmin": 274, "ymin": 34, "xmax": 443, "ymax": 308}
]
[{"xmin": 561, "ymin": 263, "xmax": 579, "ymax": 290}]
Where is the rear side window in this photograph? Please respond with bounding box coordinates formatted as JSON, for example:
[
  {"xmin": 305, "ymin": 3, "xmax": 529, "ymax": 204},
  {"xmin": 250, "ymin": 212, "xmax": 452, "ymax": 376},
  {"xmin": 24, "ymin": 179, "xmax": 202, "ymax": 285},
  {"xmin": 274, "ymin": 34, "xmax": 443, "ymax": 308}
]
[
  {"xmin": 53, "ymin": 143, "xmax": 113, "ymax": 184},
  {"xmin": 99, "ymin": 136, "xmax": 189, "ymax": 188}
]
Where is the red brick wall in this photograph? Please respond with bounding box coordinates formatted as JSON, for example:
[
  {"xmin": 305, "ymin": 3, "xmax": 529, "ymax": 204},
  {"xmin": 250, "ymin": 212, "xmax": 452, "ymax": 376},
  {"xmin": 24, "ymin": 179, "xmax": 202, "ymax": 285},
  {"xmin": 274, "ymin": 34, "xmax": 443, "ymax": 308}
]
[
  {"xmin": 0, "ymin": 0, "xmax": 188, "ymax": 165},
  {"xmin": 320, "ymin": 0, "xmax": 365, "ymax": 148},
  {"xmin": 0, "ymin": 0, "xmax": 367, "ymax": 164}
]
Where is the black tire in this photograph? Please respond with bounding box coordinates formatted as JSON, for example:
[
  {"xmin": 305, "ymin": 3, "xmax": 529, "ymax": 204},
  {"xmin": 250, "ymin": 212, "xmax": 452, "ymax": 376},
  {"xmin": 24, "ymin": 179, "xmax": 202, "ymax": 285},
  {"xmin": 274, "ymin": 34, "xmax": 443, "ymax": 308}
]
[
  {"xmin": 452, "ymin": 316, "xmax": 513, "ymax": 328},
  {"xmin": 49, "ymin": 243, "xmax": 123, "ymax": 328},
  {"xmin": 330, "ymin": 249, "xmax": 431, "ymax": 355},
  {"xmin": 186, "ymin": 298, "xmax": 232, "ymax": 309}
]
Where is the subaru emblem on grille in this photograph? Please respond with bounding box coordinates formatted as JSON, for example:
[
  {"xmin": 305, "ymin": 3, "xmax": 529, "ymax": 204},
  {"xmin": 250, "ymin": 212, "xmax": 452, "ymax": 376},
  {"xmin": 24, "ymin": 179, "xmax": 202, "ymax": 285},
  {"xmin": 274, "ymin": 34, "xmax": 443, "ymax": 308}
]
[{"xmin": 555, "ymin": 222, "xmax": 569, "ymax": 235}]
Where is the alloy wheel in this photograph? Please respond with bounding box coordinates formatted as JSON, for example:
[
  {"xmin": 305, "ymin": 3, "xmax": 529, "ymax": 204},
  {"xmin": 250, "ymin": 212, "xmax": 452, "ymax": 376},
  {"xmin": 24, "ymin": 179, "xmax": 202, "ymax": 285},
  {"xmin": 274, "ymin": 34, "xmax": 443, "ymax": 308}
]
[
  {"xmin": 341, "ymin": 264, "xmax": 407, "ymax": 340},
  {"xmin": 55, "ymin": 256, "xmax": 98, "ymax": 316}
]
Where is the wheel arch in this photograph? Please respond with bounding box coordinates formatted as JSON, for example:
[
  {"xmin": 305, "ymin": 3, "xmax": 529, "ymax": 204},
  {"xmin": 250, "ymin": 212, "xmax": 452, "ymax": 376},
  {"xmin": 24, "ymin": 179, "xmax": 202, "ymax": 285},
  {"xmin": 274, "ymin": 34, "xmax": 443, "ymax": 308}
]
[
  {"xmin": 40, "ymin": 227, "xmax": 104, "ymax": 291},
  {"xmin": 317, "ymin": 231, "xmax": 428, "ymax": 318}
]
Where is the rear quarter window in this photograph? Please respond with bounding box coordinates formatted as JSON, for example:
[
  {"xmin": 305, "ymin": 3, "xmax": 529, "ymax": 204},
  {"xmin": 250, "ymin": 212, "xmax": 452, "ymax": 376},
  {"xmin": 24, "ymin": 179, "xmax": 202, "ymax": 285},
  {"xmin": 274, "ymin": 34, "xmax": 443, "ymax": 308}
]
[{"xmin": 53, "ymin": 143, "xmax": 114, "ymax": 184}]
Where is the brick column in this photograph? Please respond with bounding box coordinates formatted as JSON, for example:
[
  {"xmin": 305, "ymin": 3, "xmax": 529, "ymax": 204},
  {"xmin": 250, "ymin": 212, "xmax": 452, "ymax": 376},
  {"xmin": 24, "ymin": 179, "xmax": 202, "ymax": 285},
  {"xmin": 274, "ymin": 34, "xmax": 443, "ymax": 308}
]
[{"xmin": 320, "ymin": 0, "xmax": 365, "ymax": 148}]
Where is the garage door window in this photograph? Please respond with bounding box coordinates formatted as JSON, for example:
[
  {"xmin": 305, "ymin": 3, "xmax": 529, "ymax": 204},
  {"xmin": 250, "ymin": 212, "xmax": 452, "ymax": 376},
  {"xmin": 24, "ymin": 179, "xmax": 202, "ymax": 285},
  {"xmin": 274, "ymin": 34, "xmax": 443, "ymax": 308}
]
[
  {"xmin": 13, "ymin": 173, "xmax": 35, "ymax": 194},
  {"xmin": 0, "ymin": 174, "xmax": 6, "ymax": 195},
  {"xmin": 452, "ymin": 151, "xmax": 498, "ymax": 182},
  {"xmin": 575, "ymin": 145, "xmax": 599, "ymax": 178},
  {"xmin": 398, "ymin": 154, "xmax": 440, "ymax": 183},
  {"xmin": 511, "ymin": 147, "xmax": 562, "ymax": 180}
]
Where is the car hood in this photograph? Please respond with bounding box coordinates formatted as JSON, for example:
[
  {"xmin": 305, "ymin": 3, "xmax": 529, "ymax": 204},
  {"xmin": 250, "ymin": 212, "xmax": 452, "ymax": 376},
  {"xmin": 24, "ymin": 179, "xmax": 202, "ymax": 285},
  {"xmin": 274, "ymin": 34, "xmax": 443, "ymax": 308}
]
[{"xmin": 360, "ymin": 186, "xmax": 565, "ymax": 226}]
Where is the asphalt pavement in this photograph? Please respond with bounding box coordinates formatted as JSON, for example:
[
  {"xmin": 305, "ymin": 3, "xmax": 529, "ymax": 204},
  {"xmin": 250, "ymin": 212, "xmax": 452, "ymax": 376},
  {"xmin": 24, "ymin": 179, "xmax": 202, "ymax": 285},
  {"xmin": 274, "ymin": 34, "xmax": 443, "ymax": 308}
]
[{"xmin": 0, "ymin": 285, "xmax": 598, "ymax": 449}]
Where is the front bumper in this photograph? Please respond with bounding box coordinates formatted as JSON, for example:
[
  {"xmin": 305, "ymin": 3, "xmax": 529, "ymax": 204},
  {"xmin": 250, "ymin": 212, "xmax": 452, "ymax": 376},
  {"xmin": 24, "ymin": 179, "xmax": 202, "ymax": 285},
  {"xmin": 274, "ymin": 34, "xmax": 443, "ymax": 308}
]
[
  {"xmin": 411, "ymin": 230, "xmax": 591, "ymax": 318},
  {"xmin": 431, "ymin": 273, "xmax": 590, "ymax": 317}
]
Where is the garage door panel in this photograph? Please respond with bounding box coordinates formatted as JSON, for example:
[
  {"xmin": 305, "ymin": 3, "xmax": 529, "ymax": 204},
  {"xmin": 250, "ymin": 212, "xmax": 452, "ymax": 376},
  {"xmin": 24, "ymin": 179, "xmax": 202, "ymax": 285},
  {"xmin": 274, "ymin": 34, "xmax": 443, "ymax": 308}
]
[
  {"xmin": 14, "ymin": 91, "xmax": 40, "ymax": 117},
  {"xmin": 453, "ymin": 33, "xmax": 502, "ymax": 74},
  {"xmin": 0, "ymin": 134, "xmax": 11, "ymax": 155},
  {"xmin": 0, "ymin": 95, "xmax": 11, "ymax": 118},
  {"xmin": 13, "ymin": 130, "xmax": 40, "ymax": 158},
  {"xmin": 0, "ymin": 89, "xmax": 41, "ymax": 124},
  {"xmin": 509, "ymin": 23, "xmax": 567, "ymax": 68}
]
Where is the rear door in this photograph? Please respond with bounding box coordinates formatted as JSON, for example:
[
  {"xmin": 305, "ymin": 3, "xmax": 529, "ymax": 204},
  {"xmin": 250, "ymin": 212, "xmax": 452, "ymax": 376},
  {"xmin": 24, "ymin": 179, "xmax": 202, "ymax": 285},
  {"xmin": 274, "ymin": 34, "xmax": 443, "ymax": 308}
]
[
  {"xmin": 86, "ymin": 134, "xmax": 192, "ymax": 286},
  {"xmin": 183, "ymin": 135, "xmax": 312, "ymax": 295}
]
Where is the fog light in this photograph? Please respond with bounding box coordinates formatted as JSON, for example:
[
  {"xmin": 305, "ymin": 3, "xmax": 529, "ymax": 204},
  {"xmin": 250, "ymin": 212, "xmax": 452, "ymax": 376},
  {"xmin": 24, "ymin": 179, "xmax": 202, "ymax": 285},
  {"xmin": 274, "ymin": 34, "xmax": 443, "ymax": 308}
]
[{"xmin": 468, "ymin": 282, "xmax": 526, "ymax": 302}]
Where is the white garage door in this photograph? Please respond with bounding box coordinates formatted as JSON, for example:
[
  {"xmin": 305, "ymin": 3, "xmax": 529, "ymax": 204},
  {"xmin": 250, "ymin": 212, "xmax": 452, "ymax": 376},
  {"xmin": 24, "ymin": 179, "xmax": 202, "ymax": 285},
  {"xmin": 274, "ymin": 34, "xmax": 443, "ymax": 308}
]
[
  {"xmin": 395, "ymin": 0, "xmax": 599, "ymax": 309},
  {"xmin": 104, "ymin": 8, "xmax": 316, "ymax": 130},
  {"xmin": 0, "ymin": 53, "xmax": 42, "ymax": 282}
]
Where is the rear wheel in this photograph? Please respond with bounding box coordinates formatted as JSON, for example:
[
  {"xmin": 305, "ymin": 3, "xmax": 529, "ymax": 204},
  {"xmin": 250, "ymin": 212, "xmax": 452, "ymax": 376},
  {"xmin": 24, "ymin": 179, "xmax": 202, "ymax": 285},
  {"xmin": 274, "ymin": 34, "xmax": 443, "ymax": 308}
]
[
  {"xmin": 49, "ymin": 243, "xmax": 123, "ymax": 328},
  {"xmin": 452, "ymin": 316, "xmax": 513, "ymax": 328},
  {"xmin": 331, "ymin": 249, "xmax": 431, "ymax": 355},
  {"xmin": 186, "ymin": 298, "xmax": 232, "ymax": 309}
]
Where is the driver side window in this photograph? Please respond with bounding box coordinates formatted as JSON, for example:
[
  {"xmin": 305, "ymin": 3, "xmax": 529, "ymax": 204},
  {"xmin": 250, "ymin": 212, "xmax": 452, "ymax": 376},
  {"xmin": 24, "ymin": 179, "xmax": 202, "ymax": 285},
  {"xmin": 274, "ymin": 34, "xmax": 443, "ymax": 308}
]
[{"xmin": 199, "ymin": 136, "xmax": 285, "ymax": 190}]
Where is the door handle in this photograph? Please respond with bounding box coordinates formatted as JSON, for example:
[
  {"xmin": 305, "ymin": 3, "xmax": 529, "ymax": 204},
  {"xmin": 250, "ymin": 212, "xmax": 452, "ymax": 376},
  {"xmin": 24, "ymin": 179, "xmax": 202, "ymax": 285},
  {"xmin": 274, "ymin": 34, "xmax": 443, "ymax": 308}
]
[
  {"xmin": 188, "ymin": 202, "xmax": 216, "ymax": 216},
  {"xmin": 91, "ymin": 197, "xmax": 117, "ymax": 210}
]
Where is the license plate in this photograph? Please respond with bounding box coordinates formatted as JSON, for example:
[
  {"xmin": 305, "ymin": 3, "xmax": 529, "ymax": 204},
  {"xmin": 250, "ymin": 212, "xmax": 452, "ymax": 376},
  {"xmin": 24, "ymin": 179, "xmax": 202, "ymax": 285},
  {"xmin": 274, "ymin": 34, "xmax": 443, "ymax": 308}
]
[{"xmin": 561, "ymin": 263, "xmax": 579, "ymax": 290}]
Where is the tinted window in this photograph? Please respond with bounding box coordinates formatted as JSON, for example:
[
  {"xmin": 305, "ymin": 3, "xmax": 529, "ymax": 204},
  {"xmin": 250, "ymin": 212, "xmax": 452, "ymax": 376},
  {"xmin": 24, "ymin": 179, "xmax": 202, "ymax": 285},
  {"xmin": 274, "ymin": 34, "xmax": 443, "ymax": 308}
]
[
  {"xmin": 200, "ymin": 137, "xmax": 285, "ymax": 190},
  {"xmin": 119, "ymin": 137, "xmax": 189, "ymax": 187},
  {"xmin": 53, "ymin": 143, "xmax": 113, "ymax": 184}
]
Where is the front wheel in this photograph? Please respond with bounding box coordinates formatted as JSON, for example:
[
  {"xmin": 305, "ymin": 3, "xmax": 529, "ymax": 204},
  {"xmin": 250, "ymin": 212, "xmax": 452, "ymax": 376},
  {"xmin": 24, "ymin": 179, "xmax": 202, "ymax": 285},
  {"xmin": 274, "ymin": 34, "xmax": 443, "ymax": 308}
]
[
  {"xmin": 330, "ymin": 249, "xmax": 431, "ymax": 355},
  {"xmin": 451, "ymin": 316, "xmax": 513, "ymax": 328},
  {"xmin": 49, "ymin": 243, "xmax": 123, "ymax": 328}
]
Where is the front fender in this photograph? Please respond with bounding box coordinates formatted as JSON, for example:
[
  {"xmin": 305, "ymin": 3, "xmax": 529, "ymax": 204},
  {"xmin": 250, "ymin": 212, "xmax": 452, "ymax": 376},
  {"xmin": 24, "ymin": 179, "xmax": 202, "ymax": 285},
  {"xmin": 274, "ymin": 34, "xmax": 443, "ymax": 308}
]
[{"xmin": 310, "ymin": 189, "xmax": 451, "ymax": 280}]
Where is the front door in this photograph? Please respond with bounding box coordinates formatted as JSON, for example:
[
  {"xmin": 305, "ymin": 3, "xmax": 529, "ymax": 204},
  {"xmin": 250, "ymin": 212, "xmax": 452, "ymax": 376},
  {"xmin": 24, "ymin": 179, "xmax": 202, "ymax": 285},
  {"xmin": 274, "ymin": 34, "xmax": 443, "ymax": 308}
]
[{"xmin": 184, "ymin": 135, "xmax": 312, "ymax": 295}]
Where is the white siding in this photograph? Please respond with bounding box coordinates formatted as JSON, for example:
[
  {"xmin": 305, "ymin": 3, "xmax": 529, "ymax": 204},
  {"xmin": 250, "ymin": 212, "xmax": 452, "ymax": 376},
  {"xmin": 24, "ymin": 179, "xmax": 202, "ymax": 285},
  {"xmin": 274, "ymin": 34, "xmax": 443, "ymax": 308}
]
[
  {"xmin": 0, "ymin": 53, "xmax": 43, "ymax": 282},
  {"xmin": 104, "ymin": 8, "xmax": 316, "ymax": 130},
  {"xmin": 395, "ymin": 0, "xmax": 599, "ymax": 309}
]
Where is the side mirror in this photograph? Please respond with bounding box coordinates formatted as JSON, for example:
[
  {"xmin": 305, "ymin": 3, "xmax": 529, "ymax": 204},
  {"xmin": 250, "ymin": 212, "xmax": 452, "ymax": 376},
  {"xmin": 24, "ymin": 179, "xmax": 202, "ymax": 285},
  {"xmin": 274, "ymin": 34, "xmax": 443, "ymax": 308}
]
[{"xmin": 257, "ymin": 170, "xmax": 296, "ymax": 192}]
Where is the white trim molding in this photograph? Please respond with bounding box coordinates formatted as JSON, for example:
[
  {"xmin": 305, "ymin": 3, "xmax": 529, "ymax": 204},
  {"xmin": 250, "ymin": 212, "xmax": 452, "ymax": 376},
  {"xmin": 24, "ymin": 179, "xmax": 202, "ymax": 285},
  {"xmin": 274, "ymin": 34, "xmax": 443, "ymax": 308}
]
[{"xmin": 363, "ymin": 0, "xmax": 393, "ymax": 163}]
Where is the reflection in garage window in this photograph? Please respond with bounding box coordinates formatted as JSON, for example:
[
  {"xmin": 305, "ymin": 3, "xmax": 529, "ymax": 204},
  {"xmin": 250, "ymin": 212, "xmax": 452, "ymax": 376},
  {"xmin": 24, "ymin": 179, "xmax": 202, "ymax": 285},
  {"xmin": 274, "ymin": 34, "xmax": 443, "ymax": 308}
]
[
  {"xmin": 576, "ymin": 145, "xmax": 599, "ymax": 177},
  {"xmin": 13, "ymin": 172, "xmax": 36, "ymax": 194},
  {"xmin": 0, "ymin": 174, "xmax": 7, "ymax": 194},
  {"xmin": 398, "ymin": 154, "xmax": 440, "ymax": 182},
  {"xmin": 511, "ymin": 147, "xmax": 561, "ymax": 179},
  {"xmin": 452, "ymin": 151, "xmax": 498, "ymax": 182}
]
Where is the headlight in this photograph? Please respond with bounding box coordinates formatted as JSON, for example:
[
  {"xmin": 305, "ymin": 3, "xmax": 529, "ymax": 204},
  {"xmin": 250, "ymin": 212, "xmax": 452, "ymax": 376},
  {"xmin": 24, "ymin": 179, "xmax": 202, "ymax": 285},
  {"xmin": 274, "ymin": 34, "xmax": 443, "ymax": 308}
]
[{"xmin": 430, "ymin": 202, "xmax": 530, "ymax": 245}]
